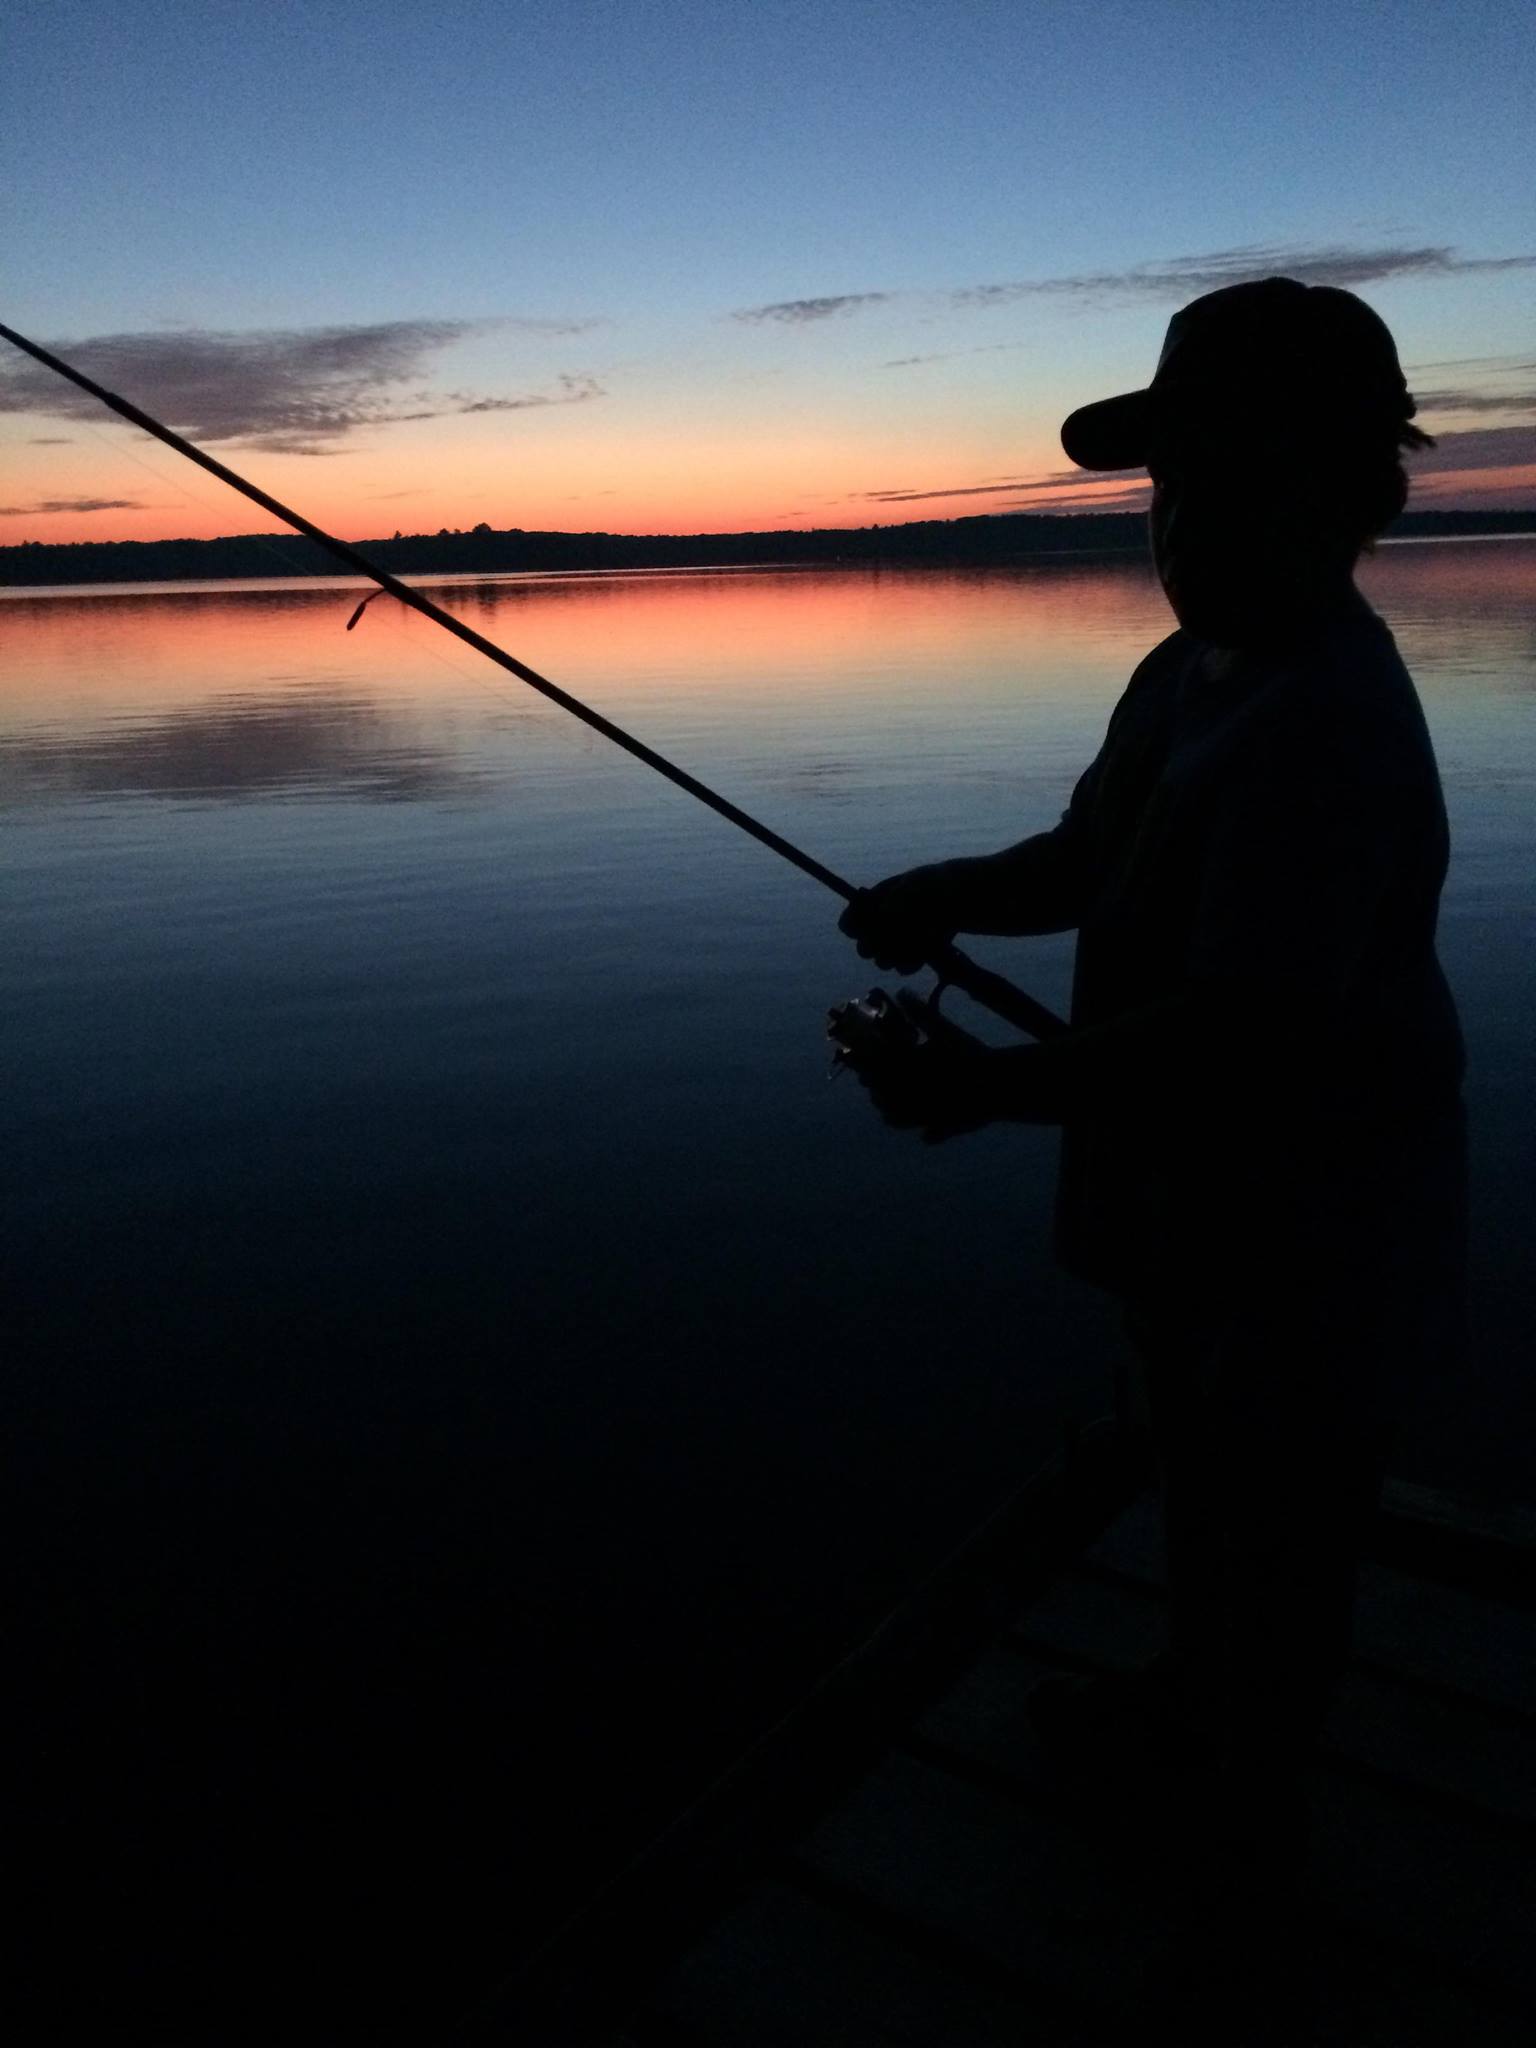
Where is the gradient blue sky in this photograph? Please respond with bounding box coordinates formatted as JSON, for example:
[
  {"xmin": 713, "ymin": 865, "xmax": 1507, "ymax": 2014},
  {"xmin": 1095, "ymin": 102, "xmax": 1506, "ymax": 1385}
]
[{"xmin": 3, "ymin": 0, "xmax": 1533, "ymax": 538}]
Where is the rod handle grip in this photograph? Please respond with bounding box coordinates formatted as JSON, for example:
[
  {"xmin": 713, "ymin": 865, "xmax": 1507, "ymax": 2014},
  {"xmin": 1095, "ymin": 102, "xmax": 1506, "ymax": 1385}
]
[{"xmin": 929, "ymin": 943, "xmax": 1069, "ymax": 1041}]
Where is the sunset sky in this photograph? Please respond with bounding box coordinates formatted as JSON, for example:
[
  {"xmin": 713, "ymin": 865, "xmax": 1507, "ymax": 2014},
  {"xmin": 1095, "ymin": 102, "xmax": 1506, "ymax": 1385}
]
[{"xmin": 3, "ymin": 0, "xmax": 1533, "ymax": 544}]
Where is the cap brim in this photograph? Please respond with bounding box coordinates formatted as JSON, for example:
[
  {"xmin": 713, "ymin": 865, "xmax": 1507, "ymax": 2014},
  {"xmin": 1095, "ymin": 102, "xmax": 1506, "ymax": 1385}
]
[{"xmin": 1060, "ymin": 389, "xmax": 1151, "ymax": 471}]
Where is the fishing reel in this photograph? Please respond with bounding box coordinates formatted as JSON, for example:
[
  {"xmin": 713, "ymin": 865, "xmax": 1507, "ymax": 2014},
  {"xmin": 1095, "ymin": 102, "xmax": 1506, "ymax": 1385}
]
[{"xmin": 826, "ymin": 982, "xmax": 970, "ymax": 1077}]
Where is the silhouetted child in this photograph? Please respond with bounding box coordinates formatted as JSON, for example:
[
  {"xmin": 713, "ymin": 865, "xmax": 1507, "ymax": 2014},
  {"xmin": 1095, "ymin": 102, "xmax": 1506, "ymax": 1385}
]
[{"xmin": 839, "ymin": 278, "xmax": 1467, "ymax": 1859}]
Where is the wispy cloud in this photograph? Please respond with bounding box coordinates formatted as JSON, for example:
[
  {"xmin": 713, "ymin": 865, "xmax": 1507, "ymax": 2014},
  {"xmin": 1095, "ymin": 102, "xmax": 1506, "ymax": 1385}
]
[
  {"xmin": 883, "ymin": 341, "xmax": 1033, "ymax": 369},
  {"xmin": 0, "ymin": 495, "xmax": 148, "ymax": 516},
  {"xmin": 1410, "ymin": 426, "xmax": 1536, "ymax": 473},
  {"xmin": 732, "ymin": 292, "xmax": 893, "ymax": 325},
  {"xmin": 1022, "ymin": 466, "xmax": 1148, "ymax": 490},
  {"xmin": 855, "ymin": 437, "xmax": 1536, "ymax": 521},
  {"xmin": 1415, "ymin": 386, "xmax": 1536, "ymax": 417},
  {"xmin": 1001, "ymin": 484, "xmax": 1154, "ymax": 515},
  {"xmin": 854, "ymin": 424, "xmax": 1531, "ymax": 520},
  {"xmin": 0, "ymin": 320, "xmax": 607, "ymax": 455},
  {"xmin": 863, "ymin": 466, "xmax": 1143, "ymax": 505},
  {"xmin": 948, "ymin": 243, "xmax": 1536, "ymax": 310},
  {"xmin": 453, "ymin": 374, "xmax": 604, "ymax": 413},
  {"xmin": 28, "ymin": 435, "xmax": 73, "ymax": 445},
  {"xmin": 497, "ymin": 316, "xmax": 606, "ymax": 338},
  {"xmin": 1407, "ymin": 353, "xmax": 1536, "ymax": 374},
  {"xmin": 734, "ymin": 244, "xmax": 1536, "ymax": 339},
  {"xmin": 860, "ymin": 421, "xmax": 1533, "ymax": 518},
  {"xmin": 1408, "ymin": 356, "xmax": 1536, "ymax": 420},
  {"xmin": 863, "ymin": 479, "xmax": 1039, "ymax": 504}
]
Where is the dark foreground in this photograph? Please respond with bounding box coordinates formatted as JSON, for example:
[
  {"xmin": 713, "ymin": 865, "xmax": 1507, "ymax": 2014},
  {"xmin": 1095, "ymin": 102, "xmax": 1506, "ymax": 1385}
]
[{"xmin": 484, "ymin": 1430, "xmax": 1536, "ymax": 2046}]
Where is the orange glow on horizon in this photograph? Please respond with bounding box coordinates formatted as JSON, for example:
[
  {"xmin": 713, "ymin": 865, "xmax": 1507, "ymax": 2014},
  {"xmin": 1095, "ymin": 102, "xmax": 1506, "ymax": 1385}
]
[{"xmin": 3, "ymin": 413, "xmax": 1529, "ymax": 549}]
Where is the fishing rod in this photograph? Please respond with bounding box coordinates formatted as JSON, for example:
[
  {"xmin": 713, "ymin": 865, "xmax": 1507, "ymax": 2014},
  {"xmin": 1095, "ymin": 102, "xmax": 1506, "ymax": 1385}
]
[{"xmin": 0, "ymin": 319, "xmax": 1066, "ymax": 1042}]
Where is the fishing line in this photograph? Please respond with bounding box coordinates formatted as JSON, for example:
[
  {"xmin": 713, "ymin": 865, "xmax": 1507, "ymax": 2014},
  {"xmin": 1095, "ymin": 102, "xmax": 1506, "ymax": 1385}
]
[
  {"xmin": 65, "ymin": 411, "xmax": 334, "ymax": 582},
  {"xmin": 1, "ymin": 318, "xmax": 1066, "ymax": 1040}
]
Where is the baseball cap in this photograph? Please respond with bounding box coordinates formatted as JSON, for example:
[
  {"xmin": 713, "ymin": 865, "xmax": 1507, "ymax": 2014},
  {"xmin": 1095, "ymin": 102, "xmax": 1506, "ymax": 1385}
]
[{"xmin": 1060, "ymin": 276, "xmax": 1421, "ymax": 471}]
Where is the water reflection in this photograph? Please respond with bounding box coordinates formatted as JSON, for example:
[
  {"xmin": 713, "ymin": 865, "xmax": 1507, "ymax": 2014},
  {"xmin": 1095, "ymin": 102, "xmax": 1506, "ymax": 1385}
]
[
  {"xmin": 0, "ymin": 687, "xmax": 479, "ymax": 803},
  {"xmin": 3, "ymin": 543, "xmax": 1533, "ymax": 2040}
]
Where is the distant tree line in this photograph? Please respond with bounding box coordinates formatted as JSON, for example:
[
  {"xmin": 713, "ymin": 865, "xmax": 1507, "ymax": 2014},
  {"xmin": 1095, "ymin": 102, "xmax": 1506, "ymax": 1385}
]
[{"xmin": 2, "ymin": 506, "xmax": 1531, "ymax": 588}]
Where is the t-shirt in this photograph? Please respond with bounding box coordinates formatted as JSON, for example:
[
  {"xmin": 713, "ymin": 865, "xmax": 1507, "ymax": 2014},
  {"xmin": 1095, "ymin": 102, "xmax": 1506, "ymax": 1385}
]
[{"xmin": 1018, "ymin": 585, "xmax": 1466, "ymax": 1302}]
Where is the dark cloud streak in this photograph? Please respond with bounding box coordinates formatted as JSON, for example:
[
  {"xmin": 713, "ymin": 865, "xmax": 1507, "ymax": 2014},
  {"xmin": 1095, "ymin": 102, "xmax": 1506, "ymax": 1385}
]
[
  {"xmin": 732, "ymin": 244, "xmax": 1536, "ymax": 339},
  {"xmin": 950, "ymin": 243, "xmax": 1536, "ymax": 309},
  {"xmin": 860, "ymin": 425, "xmax": 1533, "ymax": 515},
  {"xmin": 999, "ymin": 484, "xmax": 1153, "ymax": 515},
  {"xmin": 884, "ymin": 341, "xmax": 1033, "ymax": 369},
  {"xmin": 1413, "ymin": 387, "xmax": 1536, "ymax": 417},
  {"xmin": 453, "ymin": 374, "xmax": 604, "ymax": 413},
  {"xmin": 1407, "ymin": 353, "xmax": 1536, "ymax": 374},
  {"xmin": 865, "ymin": 465, "xmax": 1144, "ymax": 504},
  {"xmin": 864, "ymin": 480, "xmax": 1039, "ymax": 504},
  {"xmin": 733, "ymin": 293, "xmax": 893, "ymax": 325},
  {"xmin": 0, "ymin": 496, "xmax": 147, "ymax": 516},
  {"xmin": 0, "ymin": 320, "xmax": 607, "ymax": 454},
  {"xmin": 1410, "ymin": 426, "xmax": 1536, "ymax": 473}
]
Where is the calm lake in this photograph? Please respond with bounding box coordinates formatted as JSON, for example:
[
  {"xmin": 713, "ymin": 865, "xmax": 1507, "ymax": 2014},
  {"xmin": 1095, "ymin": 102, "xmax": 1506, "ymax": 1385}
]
[{"xmin": 5, "ymin": 540, "xmax": 1533, "ymax": 2038}]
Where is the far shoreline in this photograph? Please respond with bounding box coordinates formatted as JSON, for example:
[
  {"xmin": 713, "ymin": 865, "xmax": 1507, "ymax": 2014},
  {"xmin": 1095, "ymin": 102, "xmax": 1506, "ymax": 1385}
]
[{"xmin": 3, "ymin": 506, "xmax": 1532, "ymax": 591}]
